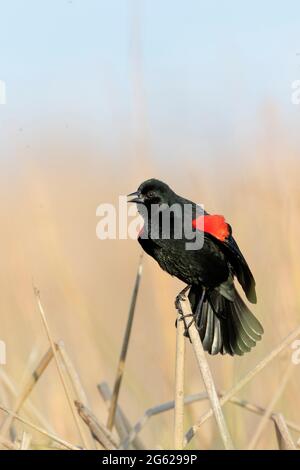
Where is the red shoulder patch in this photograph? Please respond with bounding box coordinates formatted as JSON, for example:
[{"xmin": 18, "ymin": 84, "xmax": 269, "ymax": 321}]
[{"xmin": 192, "ymin": 215, "xmax": 230, "ymax": 242}]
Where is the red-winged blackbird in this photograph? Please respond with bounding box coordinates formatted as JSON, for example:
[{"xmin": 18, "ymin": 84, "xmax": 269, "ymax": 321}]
[{"xmin": 128, "ymin": 178, "xmax": 263, "ymax": 356}]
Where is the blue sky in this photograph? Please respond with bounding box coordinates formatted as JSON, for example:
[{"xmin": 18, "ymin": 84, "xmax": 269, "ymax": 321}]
[{"xmin": 0, "ymin": 0, "xmax": 300, "ymax": 161}]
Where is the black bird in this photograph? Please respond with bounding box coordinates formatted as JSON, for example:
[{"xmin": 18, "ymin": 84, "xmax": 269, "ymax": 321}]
[{"xmin": 128, "ymin": 178, "xmax": 263, "ymax": 356}]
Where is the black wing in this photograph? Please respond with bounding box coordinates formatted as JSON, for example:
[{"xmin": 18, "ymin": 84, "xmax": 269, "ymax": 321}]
[{"xmin": 207, "ymin": 226, "xmax": 257, "ymax": 304}]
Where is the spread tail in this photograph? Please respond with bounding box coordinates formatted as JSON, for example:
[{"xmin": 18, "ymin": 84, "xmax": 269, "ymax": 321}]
[{"xmin": 188, "ymin": 286, "xmax": 263, "ymax": 356}]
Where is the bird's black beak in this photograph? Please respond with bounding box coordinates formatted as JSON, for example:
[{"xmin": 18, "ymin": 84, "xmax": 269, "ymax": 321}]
[{"xmin": 127, "ymin": 191, "xmax": 144, "ymax": 204}]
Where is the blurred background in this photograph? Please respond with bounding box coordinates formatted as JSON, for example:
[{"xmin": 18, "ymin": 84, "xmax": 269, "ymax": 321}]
[{"xmin": 0, "ymin": 0, "xmax": 300, "ymax": 450}]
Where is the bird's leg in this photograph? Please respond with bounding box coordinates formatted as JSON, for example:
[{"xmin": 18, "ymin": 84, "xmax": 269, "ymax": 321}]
[
  {"xmin": 174, "ymin": 285, "xmax": 192, "ymax": 331},
  {"xmin": 176, "ymin": 313, "xmax": 194, "ymax": 335},
  {"xmin": 175, "ymin": 285, "xmax": 208, "ymax": 338},
  {"xmin": 175, "ymin": 285, "xmax": 204, "ymax": 339},
  {"xmin": 175, "ymin": 285, "xmax": 191, "ymax": 310}
]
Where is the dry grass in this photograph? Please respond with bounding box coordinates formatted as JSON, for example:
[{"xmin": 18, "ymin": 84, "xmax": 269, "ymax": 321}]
[
  {"xmin": 0, "ymin": 118, "xmax": 300, "ymax": 449},
  {"xmin": 1, "ymin": 279, "xmax": 299, "ymax": 450},
  {"xmin": 0, "ymin": 239, "xmax": 300, "ymax": 449}
]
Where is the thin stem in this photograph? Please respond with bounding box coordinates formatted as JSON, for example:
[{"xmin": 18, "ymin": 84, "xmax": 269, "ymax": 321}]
[
  {"xmin": 0, "ymin": 404, "xmax": 79, "ymax": 450},
  {"xmin": 0, "ymin": 369, "xmax": 54, "ymax": 433},
  {"xmin": 119, "ymin": 392, "xmax": 208, "ymax": 449},
  {"xmin": 248, "ymin": 362, "xmax": 294, "ymax": 449},
  {"xmin": 34, "ymin": 286, "xmax": 90, "ymax": 449},
  {"xmin": 98, "ymin": 382, "xmax": 145, "ymax": 449},
  {"xmin": 107, "ymin": 253, "xmax": 143, "ymax": 431},
  {"xmin": 75, "ymin": 401, "xmax": 118, "ymax": 450},
  {"xmin": 177, "ymin": 290, "xmax": 234, "ymax": 450},
  {"xmin": 57, "ymin": 340, "xmax": 97, "ymax": 449},
  {"xmin": 174, "ymin": 312, "xmax": 185, "ymax": 449},
  {"xmin": 0, "ymin": 347, "xmax": 54, "ymax": 438},
  {"xmin": 272, "ymin": 413, "xmax": 296, "ymax": 450},
  {"xmin": 120, "ymin": 390, "xmax": 300, "ymax": 449}
]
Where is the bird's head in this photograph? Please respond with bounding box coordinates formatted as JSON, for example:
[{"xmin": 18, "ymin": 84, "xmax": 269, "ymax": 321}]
[{"xmin": 127, "ymin": 179, "xmax": 174, "ymax": 210}]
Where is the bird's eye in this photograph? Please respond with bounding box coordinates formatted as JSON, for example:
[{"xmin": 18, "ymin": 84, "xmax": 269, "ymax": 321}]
[{"xmin": 147, "ymin": 191, "xmax": 155, "ymax": 198}]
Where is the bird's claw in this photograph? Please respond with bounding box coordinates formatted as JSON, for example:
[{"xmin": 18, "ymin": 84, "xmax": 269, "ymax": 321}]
[
  {"xmin": 175, "ymin": 312, "xmax": 195, "ymax": 342},
  {"xmin": 175, "ymin": 312, "xmax": 193, "ymax": 329}
]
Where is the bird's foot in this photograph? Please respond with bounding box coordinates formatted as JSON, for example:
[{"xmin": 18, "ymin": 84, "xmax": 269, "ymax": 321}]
[
  {"xmin": 183, "ymin": 317, "xmax": 196, "ymax": 338},
  {"xmin": 175, "ymin": 285, "xmax": 193, "ymax": 340},
  {"xmin": 174, "ymin": 312, "xmax": 193, "ymax": 329},
  {"xmin": 174, "ymin": 312, "xmax": 196, "ymax": 341}
]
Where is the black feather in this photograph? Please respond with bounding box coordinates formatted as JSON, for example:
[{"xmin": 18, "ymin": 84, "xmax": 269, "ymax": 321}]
[{"xmin": 189, "ymin": 286, "xmax": 263, "ymax": 357}]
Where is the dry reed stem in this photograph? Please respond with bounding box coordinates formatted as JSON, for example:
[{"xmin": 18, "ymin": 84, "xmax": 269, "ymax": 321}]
[
  {"xmin": 34, "ymin": 286, "xmax": 90, "ymax": 449},
  {"xmin": 184, "ymin": 323, "xmax": 300, "ymax": 447},
  {"xmin": 75, "ymin": 401, "xmax": 118, "ymax": 450},
  {"xmin": 248, "ymin": 362, "xmax": 294, "ymax": 449},
  {"xmin": 120, "ymin": 392, "xmax": 208, "ymax": 449},
  {"xmin": 57, "ymin": 341, "xmax": 89, "ymax": 406},
  {"xmin": 174, "ymin": 312, "xmax": 185, "ymax": 450},
  {"xmin": 0, "ymin": 404, "xmax": 79, "ymax": 450},
  {"xmin": 272, "ymin": 413, "xmax": 296, "ymax": 450},
  {"xmin": 107, "ymin": 253, "xmax": 143, "ymax": 431},
  {"xmin": 99, "ymin": 383, "xmax": 129, "ymax": 440},
  {"xmin": 57, "ymin": 341, "xmax": 97, "ymax": 448},
  {"xmin": 227, "ymin": 395, "xmax": 300, "ymax": 434},
  {"xmin": 0, "ymin": 436, "xmax": 18, "ymax": 450},
  {"xmin": 98, "ymin": 382, "xmax": 145, "ymax": 449},
  {"xmin": 177, "ymin": 290, "xmax": 234, "ymax": 450},
  {"xmin": 120, "ymin": 390, "xmax": 300, "ymax": 449},
  {"xmin": 0, "ymin": 347, "xmax": 54, "ymax": 439},
  {"xmin": 19, "ymin": 431, "xmax": 32, "ymax": 450}
]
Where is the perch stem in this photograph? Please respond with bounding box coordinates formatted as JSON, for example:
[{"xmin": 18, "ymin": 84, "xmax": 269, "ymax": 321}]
[
  {"xmin": 177, "ymin": 288, "xmax": 234, "ymax": 450},
  {"xmin": 174, "ymin": 311, "xmax": 186, "ymax": 449}
]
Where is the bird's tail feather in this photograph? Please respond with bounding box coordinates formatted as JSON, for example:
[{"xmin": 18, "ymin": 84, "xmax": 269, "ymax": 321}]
[{"xmin": 188, "ymin": 286, "xmax": 263, "ymax": 356}]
